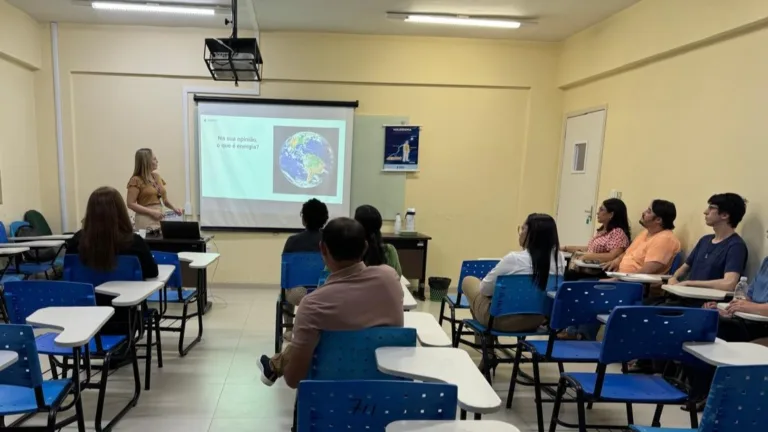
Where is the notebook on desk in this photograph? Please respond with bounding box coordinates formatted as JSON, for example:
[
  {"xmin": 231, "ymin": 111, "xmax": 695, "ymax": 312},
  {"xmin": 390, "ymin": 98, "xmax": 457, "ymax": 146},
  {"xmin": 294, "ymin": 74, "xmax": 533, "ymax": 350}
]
[{"xmin": 160, "ymin": 221, "xmax": 201, "ymax": 240}]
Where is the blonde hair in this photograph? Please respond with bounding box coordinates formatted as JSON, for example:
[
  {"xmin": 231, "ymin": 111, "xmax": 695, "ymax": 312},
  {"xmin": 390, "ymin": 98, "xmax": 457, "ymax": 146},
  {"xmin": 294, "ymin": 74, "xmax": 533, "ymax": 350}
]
[{"xmin": 132, "ymin": 148, "xmax": 164, "ymax": 193}]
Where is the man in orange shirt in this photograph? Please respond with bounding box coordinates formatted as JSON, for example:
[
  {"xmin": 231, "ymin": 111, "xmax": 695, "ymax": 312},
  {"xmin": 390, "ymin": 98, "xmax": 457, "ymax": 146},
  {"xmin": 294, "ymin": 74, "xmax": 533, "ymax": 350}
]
[{"xmin": 603, "ymin": 199, "xmax": 681, "ymax": 275}]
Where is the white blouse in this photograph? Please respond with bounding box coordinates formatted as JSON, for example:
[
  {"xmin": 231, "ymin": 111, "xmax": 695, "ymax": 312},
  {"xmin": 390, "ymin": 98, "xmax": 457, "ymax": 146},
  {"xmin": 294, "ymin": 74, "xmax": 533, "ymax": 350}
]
[{"xmin": 479, "ymin": 250, "xmax": 566, "ymax": 296}]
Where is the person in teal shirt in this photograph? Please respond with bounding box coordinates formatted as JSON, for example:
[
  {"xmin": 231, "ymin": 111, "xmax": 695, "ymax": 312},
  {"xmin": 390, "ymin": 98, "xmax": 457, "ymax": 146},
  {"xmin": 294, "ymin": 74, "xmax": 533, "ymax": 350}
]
[{"xmin": 354, "ymin": 205, "xmax": 402, "ymax": 276}]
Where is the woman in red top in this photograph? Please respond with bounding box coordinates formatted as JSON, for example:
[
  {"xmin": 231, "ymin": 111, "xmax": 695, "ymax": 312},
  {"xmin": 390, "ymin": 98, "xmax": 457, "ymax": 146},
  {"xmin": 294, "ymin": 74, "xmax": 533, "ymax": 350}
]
[{"xmin": 562, "ymin": 198, "xmax": 631, "ymax": 280}]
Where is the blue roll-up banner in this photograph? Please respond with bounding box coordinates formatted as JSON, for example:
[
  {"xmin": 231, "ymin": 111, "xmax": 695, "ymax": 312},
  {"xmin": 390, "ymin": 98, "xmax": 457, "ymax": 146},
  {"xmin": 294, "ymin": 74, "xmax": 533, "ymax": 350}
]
[{"xmin": 383, "ymin": 125, "xmax": 420, "ymax": 172}]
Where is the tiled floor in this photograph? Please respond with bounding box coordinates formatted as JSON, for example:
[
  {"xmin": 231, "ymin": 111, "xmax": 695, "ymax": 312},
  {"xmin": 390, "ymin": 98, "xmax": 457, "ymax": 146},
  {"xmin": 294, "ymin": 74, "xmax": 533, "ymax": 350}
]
[{"xmin": 17, "ymin": 285, "xmax": 699, "ymax": 431}]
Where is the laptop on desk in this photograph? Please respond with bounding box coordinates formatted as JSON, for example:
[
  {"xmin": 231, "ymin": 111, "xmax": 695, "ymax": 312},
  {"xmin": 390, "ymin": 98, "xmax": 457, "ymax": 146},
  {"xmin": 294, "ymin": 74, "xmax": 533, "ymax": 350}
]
[{"xmin": 160, "ymin": 221, "xmax": 201, "ymax": 240}]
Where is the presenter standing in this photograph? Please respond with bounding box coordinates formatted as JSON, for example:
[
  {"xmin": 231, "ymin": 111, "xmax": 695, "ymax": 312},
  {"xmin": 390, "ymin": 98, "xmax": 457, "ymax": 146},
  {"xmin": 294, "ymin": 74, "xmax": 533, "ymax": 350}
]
[{"xmin": 127, "ymin": 148, "xmax": 182, "ymax": 230}]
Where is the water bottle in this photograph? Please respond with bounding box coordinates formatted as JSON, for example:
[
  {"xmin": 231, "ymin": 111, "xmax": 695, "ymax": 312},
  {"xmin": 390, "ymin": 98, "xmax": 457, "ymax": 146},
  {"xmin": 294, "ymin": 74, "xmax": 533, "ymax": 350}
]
[
  {"xmin": 405, "ymin": 208, "xmax": 416, "ymax": 232},
  {"xmin": 394, "ymin": 213, "xmax": 402, "ymax": 235},
  {"xmin": 734, "ymin": 276, "xmax": 748, "ymax": 300}
]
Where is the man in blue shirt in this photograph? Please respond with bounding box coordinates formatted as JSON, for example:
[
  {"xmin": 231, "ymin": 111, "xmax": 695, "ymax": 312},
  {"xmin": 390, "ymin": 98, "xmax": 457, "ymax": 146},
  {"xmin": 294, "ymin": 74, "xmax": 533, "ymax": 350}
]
[{"xmin": 665, "ymin": 193, "xmax": 748, "ymax": 302}]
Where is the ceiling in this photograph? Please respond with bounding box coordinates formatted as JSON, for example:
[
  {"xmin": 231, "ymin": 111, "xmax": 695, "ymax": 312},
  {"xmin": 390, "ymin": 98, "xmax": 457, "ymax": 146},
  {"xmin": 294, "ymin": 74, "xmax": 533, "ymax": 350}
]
[{"xmin": 9, "ymin": 0, "xmax": 641, "ymax": 41}]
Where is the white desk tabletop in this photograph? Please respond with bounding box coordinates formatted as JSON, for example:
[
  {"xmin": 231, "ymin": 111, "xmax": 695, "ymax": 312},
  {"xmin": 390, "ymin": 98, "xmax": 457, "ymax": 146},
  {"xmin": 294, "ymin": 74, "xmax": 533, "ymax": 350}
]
[
  {"xmin": 178, "ymin": 252, "xmax": 220, "ymax": 269},
  {"xmin": 404, "ymin": 312, "xmax": 452, "ymax": 347},
  {"xmin": 0, "ymin": 240, "xmax": 64, "ymax": 248},
  {"xmin": 716, "ymin": 303, "xmax": 768, "ymax": 322},
  {"xmin": 403, "ymin": 285, "xmax": 417, "ymax": 311},
  {"xmin": 597, "ymin": 314, "xmax": 609, "ymax": 324},
  {"xmin": 96, "ymin": 281, "xmax": 163, "ymax": 306},
  {"xmin": 400, "ymin": 275, "xmax": 411, "ymax": 288},
  {"xmin": 662, "ymin": 284, "xmax": 729, "ymax": 300},
  {"xmin": 387, "ymin": 420, "xmax": 519, "ymax": 431},
  {"xmin": 573, "ymin": 260, "xmax": 602, "ymax": 269},
  {"xmin": 0, "ymin": 351, "xmax": 18, "ymax": 372},
  {"xmin": 0, "ymin": 247, "xmax": 30, "ymax": 256},
  {"xmin": 10, "ymin": 234, "xmax": 73, "ymax": 241},
  {"xmin": 683, "ymin": 341, "xmax": 768, "ymax": 366},
  {"xmin": 606, "ymin": 272, "xmax": 666, "ymax": 283},
  {"xmin": 26, "ymin": 306, "xmax": 114, "ymax": 347},
  {"xmin": 376, "ymin": 347, "xmax": 501, "ymax": 414},
  {"xmin": 147, "ymin": 264, "xmax": 175, "ymax": 285}
]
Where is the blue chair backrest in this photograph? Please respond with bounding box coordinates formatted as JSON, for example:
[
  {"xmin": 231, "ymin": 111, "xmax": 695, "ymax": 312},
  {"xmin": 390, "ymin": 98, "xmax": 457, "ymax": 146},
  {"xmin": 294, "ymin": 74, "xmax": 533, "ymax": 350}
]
[
  {"xmin": 281, "ymin": 253, "xmax": 325, "ymax": 290},
  {"xmin": 550, "ymin": 281, "xmax": 644, "ymax": 329},
  {"xmin": 0, "ymin": 221, "xmax": 8, "ymax": 244},
  {"xmin": 669, "ymin": 251, "xmax": 684, "ymax": 274},
  {"xmin": 309, "ymin": 327, "xmax": 417, "ymax": 380},
  {"xmin": 457, "ymin": 259, "xmax": 499, "ymax": 294},
  {"xmin": 9, "ymin": 221, "xmax": 30, "ymax": 238},
  {"xmin": 700, "ymin": 364, "xmax": 768, "ymax": 432},
  {"xmin": 297, "ymin": 380, "xmax": 457, "ymax": 431},
  {"xmin": 600, "ymin": 306, "xmax": 718, "ymax": 365},
  {"xmin": 0, "ymin": 324, "xmax": 44, "ymax": 389},
  {"xmin": 489, "ymin": 274, "xmax": 559, "ymax": 318},
  {"xmin": 317, "ymin": 270, "xmax": 330, "ymax": 287},
  {"xmin": 63, "ymin": 254, "xmax": 143, "ymax": 285},
  {"xmin": 151, "ymin": 251, "xmax": 182, "ymax": 288},
  {"xmin": 3, "ymin": 281, "xmax": 96, "ymax": 325}
]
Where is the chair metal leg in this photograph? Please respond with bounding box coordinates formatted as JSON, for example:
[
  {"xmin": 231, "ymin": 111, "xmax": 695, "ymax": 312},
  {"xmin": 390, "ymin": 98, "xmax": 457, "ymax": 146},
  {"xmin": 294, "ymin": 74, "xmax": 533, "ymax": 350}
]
[
  {"xmin": 687, "ymin": 401, "xmax": 699, "ymax": 429},
  {"xmin": 651, "ymin": 404, "xmax": 663, "ymax": 427},
  {"xmin": 506, "ymin": 343, "xmax": 524, "ymax": 408},
  {"xmin": 460, "ymin": 409, "xmax": 467, "ymax": 420},
  {"xmin": 532, "ymin": 357, "xmax": 545, "ymax": 432},
  {"xmin": 438, "ymin": 298, "xmax": 446, "ymax": 325},
  {"xmin": 557, "ymin": 362, "xmax": 565, "ymax": 374},
  {"xmin": 454, "ymin": 321, "xmax": 464, "ymax": 348},
  {"xmin": 576, "ymin": 392, "xmax": 588, "ymax": 432},
  {"xmin": 49, "ymin": 356, "xmax": 59, "ymax": 379},
  {"xmin": 449, "ymin": 306, "xmax": 457, "ymax": 345},
  {"xmin": 479, "ymin": 333, "xmax": 491, "ymax": 383},
  {"xmin": 626, "ymin": 402, "xmax": 634, "ymax": 425},
  {"xmin": 154, "ymin": 311, "xmax": 163, "ymax": 367},
  {"xmin": 549, "ymin": 378, "xmax": 566, "ymax": 432},
  {"xmin": 145, "ymin": 315, "xmax": 153, "ymax": 391},
  {"xmin": 474, "ymin": 413, "xmax": 481, "ymax": 420}
]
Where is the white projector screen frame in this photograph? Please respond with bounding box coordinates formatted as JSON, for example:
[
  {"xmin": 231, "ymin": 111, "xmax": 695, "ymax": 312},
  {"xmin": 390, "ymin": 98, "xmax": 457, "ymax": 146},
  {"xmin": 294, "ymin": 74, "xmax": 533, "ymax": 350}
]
[{"xmin": 194, "ymin": 96, "xmax": 358, "ymax": 231}]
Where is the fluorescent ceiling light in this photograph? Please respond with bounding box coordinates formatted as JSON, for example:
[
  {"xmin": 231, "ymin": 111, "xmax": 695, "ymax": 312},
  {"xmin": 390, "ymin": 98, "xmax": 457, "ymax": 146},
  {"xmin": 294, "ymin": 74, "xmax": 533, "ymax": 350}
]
[
  {"xmin": 92, "ymin": 1, "xmax": 216, "ymax": 16},
  {"xmin": 404, "ymin": 15, "xmax": 521, "ymax": 29}
]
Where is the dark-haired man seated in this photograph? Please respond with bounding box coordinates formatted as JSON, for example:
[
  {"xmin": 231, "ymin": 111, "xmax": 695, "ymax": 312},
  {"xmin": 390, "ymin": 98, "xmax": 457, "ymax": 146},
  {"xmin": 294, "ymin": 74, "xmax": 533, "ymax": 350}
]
[{"xmin": 260, "ymin": 217, "xmax": 404, "ymax": 388}]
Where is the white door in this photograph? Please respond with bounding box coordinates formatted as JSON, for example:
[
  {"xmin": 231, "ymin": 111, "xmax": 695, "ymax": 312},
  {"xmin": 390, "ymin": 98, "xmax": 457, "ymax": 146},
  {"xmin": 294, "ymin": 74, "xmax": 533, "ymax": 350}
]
[{"xmin": 556, "ymin": 109, "xmax": 607, "ymax": 246}]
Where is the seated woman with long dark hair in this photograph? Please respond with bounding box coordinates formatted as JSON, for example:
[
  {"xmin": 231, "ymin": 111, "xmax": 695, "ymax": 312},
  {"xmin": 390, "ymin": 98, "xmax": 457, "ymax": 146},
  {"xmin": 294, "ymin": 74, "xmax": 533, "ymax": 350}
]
[
  {"xmin": 463, "ymin": 213, "xmax": 565, "ymax": 334},
  {"xmin": 66, "ymin": 186, "xmax": 158, "ymax": 335},
  {"xmin": 354, "ymin": 205, "xmax": 402, "ymax": 276},
  {"xmin": 561, "ymin": 198, "xmax": 631, "ymax": 280}
]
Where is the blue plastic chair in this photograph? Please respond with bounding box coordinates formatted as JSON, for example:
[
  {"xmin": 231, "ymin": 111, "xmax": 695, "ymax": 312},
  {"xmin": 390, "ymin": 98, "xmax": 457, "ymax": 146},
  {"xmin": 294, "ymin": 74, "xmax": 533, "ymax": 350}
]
[
  {"xmin": 148, "ymin": 251, "xmax": 200, "ymax": 356},
  {"xmin": 550, "ymin": 306, "xmax": 719, "ymax": 432},
  {"xmin": 457, "ymin": 273, "xmax": 561, "ymax": 382},
  {"xmin": 63, "ymin": 254, "xmax": 143, "ymax": 285},
  {"xmin": 438, "ymin": 259, "xmax": 499, "ymax": 344},
  {"xmin": 309, "ymin": 328, "xmax": 417, "ymax": 380},
  {"xmin": 511, "ymin": 281, "xmax": 644, "ymax": 432},
  {"xmin": 9, "ymin": 221, "xmax": 30, "ymax": 237},
  {"xmin": 0, "ymin": 221, "xmax": 59, "ymax": 280},
  {"xmin": 669, "ymin": 252, "xmax": 684, "ymax": 275},
  {"xmin": 275, "ymin": 253, "xmax": 326, "ymax": 353},
  {"xmin": 297, "ymin": 380, "xmax": 457, "ymax": 431},
  {"xmin": 0, "ymin": 324, "xmax": 85, "ymax": 430},
  {"xmin": 630, "ymin": 364, "xmax": 768, "ymax": 432}
]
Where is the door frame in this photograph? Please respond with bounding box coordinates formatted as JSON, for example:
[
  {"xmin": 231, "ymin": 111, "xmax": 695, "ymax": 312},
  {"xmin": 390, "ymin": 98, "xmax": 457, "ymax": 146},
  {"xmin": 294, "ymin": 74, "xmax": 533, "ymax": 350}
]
[{"xmin": 554, "ymin": 105, "xmax": 609, "ymax": 235}]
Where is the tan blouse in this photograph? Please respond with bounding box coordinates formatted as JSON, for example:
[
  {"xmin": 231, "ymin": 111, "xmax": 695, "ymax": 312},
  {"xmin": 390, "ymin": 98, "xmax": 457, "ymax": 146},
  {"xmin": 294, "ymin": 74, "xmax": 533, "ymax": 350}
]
[{"xmin": 127, "ymin": 173, "xmax": 167, "ymax": 207}]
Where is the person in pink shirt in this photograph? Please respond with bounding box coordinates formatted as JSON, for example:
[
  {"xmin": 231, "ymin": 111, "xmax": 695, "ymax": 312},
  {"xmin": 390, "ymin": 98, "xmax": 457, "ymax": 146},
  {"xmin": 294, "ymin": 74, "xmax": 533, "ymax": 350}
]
[{"xmin": 561, "ymin": 198, "xmax": 631, "ymax": 280}]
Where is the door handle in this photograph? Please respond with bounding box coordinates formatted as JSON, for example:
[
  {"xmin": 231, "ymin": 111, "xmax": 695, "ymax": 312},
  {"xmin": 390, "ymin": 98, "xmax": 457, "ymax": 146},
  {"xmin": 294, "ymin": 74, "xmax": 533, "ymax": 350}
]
[{"xmin": 584, "ymin": 206, "xmax": 593, "ymax": 214}]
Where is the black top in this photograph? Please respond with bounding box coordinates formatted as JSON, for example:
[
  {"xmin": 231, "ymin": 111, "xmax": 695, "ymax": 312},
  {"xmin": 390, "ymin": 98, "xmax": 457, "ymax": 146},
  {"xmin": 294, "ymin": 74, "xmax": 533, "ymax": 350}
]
[
  {"xmin": 66, "ymin": 231, "xmax": 159, "ymax": 279},
  {"xmin": 283, "ymin": 229, "xmax": 322, "ymax": 254}
]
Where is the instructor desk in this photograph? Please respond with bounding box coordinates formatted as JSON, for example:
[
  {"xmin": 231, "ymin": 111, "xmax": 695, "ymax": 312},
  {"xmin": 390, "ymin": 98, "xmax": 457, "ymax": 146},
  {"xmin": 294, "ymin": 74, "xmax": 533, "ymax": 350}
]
[{"xmin": 383, "ymin": 232, "xmax": 431, "ymax": 301}]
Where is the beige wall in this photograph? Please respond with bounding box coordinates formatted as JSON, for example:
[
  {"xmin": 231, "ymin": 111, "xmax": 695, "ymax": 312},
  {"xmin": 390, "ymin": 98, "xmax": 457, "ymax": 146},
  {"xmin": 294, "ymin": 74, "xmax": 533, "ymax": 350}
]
[
  {"xmin": 560, "ymin": 1, "xmax": 768, "ymax": 276},
  {"xmin": 35, "ymin": 25, "xmax": 563, "ymax": 283},
  {"xmin": 0, "ymin": 1, "xmax": 42, "ymax": 228}
]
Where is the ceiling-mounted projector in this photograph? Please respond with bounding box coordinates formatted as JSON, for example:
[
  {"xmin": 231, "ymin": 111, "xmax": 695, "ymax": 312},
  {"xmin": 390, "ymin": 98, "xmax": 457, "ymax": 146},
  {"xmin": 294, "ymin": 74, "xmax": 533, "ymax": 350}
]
[
  {"xmin": 203, "ymin": 0, "xmax": 262, "ymax": 84},
  {"xmin": 204, "ymin": 37, "xmax": 263, "ymax": 82}
]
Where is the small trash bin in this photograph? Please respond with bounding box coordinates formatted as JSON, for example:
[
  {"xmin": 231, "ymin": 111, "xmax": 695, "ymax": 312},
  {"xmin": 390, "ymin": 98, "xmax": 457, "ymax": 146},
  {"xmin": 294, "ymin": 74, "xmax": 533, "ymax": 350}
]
[{"xmin": 428, "ymin": 277, "xmax": 452, "ymax": 302}]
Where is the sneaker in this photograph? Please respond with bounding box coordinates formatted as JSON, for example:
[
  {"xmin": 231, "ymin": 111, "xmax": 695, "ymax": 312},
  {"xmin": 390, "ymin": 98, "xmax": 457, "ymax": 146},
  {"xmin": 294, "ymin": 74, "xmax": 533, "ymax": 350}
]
[{"xmin": 258, "ymin": 355, "xmax": 277, "ymax": 386}]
